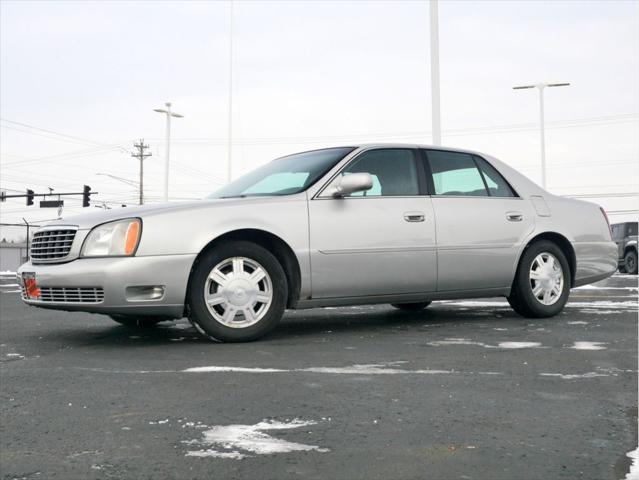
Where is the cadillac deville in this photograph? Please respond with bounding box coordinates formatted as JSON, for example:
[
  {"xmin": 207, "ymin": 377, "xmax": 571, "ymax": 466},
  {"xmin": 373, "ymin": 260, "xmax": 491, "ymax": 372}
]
[{"xmin": 17, "ymin": 145, "xmax": 618, "ymax": 342}]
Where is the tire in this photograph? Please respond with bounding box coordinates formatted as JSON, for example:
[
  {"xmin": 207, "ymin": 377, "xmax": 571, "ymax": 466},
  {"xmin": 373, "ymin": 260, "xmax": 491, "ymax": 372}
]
[
  {"xmin": 625, "ymin": 249, "xmax": 638, "ymax": 275},
  {"xmin": 187, "ymin": 241, "xmax": 287, "ymax": 342},
  {"xmin": 507, "ymin": 240, "xmax": 571, "ymax": 318},
  {"xmin": 390, "ymin": 302, "xmax": 432, "ymax": 311},
  {"xmin": 109, "ymin": 314, "xmax": 164, "ymax": 328}
]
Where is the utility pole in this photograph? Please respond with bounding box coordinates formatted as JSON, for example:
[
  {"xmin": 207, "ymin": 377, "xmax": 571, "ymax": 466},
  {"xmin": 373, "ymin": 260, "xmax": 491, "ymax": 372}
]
[
  {"xmin": 227, "ymin": 0, "xmax": 235, "ymax": 181},
  {"xmin": 429, "ymin": 0, "xmax": 441, "ymax": 146},
  {"xmin": 153, "ymin": 102, "xmax": 184, "ymax": 202},
  {"xmin": 131, "ymin": 139, "xmax": 152, "ymax": 205},
  {"xmin": 22, "ymin": 218, "xmax": 30, "ymax": 259}
]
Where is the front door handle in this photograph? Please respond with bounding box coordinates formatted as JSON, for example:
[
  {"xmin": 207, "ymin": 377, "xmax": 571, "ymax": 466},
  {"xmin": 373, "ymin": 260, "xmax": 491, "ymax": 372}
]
[
  {"xmin": 506, "ymin": 212, "xmax": 523, "ymax": 222},
  {"xmin": 404, "ymin": 211, "xmax": 425, "ymax": 222}
]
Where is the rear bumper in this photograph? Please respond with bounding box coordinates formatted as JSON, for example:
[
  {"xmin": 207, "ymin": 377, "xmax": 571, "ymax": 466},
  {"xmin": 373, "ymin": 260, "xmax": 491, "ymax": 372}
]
[
  {"xmin": 17, "ymin": 254, "xmax": 196, "ymax": 318},
  {"xmin": 573, "ymin": 241, "xmax": 618, "ymax": 287}
]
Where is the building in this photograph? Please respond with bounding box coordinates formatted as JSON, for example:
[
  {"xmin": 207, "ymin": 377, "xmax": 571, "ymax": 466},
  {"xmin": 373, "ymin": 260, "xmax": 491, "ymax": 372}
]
[{"xmin": 0, "ymin": 242, "xmax": 28, "ymax": 272}]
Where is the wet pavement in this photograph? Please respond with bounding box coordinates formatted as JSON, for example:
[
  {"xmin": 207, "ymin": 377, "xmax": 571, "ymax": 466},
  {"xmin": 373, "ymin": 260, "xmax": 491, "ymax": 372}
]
[{"xmin": 1, "ymin": 273, "xmax": 637, "ymax": 479}]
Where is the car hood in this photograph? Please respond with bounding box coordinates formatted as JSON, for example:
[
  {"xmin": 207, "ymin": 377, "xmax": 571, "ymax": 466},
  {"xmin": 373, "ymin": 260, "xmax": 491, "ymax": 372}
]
[{"xmin": 42, "ymin": 196, "xmax": 300, "ymax": 230}]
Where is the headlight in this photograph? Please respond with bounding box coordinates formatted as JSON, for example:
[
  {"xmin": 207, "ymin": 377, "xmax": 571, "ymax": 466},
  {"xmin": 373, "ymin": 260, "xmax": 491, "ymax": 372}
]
[{"xmin": 81, "ymin": 218, "xmax": 141, "ymax": 257}]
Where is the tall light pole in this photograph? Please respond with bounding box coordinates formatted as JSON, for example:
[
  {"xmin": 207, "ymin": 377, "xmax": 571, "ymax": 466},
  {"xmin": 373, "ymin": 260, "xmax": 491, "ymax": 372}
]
[
  {"xmin": 153, "ymin": 102, "xmax": 184, "ymax": 202},
  {"xmin": 513, "ymin": 82, "xmax": 570, "ymax": 189},
  {"xmin": 227, "ymin": 0, "xmax": 235, "ymax": 181},
  {"xmin": 429, "ymin": 0, "xmax": 441, "ymax": 146}
]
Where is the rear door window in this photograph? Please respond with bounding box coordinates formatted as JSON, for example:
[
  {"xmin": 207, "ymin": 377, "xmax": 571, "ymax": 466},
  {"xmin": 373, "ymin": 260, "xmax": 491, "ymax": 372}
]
[{"xmin": 426, "ymin": 150, "xmax": 488, "ymax": 197}]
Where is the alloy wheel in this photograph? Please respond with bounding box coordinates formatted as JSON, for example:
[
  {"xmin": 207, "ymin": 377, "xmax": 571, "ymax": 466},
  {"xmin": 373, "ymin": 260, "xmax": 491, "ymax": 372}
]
[
  {"xmin": 529, "ymin": 252, "xmax": 564, "ymax": 306},
  {"xmin": 204, "ymin": 256, "xmax": 273, "ymax": 328}
]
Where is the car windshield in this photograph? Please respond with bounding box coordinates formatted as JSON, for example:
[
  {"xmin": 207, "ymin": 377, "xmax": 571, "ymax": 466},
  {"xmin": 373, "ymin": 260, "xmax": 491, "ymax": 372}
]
[{"xmin": 207, "ymin": 147, "xmax": 356, "ymax": 199}]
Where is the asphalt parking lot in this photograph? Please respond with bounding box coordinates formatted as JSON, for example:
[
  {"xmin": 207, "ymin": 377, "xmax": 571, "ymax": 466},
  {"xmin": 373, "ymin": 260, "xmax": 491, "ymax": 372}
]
[{"xmin": 0, "ymin": 273, "xmax": 637, "ymax": 480}]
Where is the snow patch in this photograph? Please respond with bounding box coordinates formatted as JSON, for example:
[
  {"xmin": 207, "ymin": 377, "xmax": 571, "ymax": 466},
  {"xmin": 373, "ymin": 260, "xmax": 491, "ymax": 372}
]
[
  {"xmin": 625, "ymin": 447, "xmax": 639, "ymax": 480},
  {"xmin": 184, "ymin": 419, "xmax": 328, "ymax": 459},
  {"xmin": 427, "ymin": 338, "xmax": 542, "ymax": 349},
  {"xmin": 570, "ymin": 341, "xmax": 606, "ymax": 351},
  {"xmin": 497, "ymin": 342, "xmax": 542, "ymax": 349}
]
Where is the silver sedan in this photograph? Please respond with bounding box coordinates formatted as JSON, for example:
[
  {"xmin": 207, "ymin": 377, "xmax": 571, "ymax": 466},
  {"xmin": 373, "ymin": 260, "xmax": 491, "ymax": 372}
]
[{"xmin": 17, "ymin": 144, "xmax": 618, "ymax": 342}]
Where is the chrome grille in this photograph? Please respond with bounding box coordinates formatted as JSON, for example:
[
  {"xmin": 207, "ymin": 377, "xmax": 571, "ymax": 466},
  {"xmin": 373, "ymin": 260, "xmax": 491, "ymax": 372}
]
[
  {"xmin": 30, "ymin": 228, "xmax": 77, "ymax": 262},
  {"xmin": 27, "ymin": 287, "xmax": 105, "ymax": 303}
]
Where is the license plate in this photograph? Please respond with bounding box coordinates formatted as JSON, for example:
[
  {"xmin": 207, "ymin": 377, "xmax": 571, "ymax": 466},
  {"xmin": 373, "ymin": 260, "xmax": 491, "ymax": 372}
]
[{"xmin": 22, "ymin": 272, "xmax": 41, "ymax": 299}]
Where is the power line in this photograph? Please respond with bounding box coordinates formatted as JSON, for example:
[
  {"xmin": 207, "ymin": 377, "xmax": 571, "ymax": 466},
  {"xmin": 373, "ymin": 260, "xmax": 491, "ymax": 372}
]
[
  {"xmin": 1, "ymin": 144, "xmax": 122, "ymax": 167},
  {"xmin": 0, "ymin": 118, "xmax": 130, "ymax": 152},
  {"xmin": 144, "ymin": 113, "xmax": 639, "ymax": 146}
]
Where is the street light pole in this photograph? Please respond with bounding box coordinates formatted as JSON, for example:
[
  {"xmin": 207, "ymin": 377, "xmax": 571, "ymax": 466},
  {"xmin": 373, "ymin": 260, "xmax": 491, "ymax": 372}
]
[
  {"xmin": 429, "ymin": 0, "xmax": 441, "ymax": 146},
  {"xmin": 153, "ymin": 102, "xmax": 184, "ymax": 202},
  {"xmin": 227, "ymin": 0, "xmax": 235, "ymax": 181},
  {"xmin": 513, "ymin": 82, "xmax": 570, "ymax": 189}
]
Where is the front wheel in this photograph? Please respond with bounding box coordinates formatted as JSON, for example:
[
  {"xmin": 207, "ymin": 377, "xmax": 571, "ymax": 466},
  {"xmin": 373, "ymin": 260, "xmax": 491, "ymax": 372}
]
[
  {"xmin": 507, "ymin": 240, "xmax": 571, "ymax": 318},
  {"xmin": 187, "ymin": 241, "xmax": 287, "ymax": 342},
  {"xmin": 624, "ymin": 250, "xmax": 638, "ymax": 275},
  {"xmin": 390, "ymin": 302, "xmax": 432, "ymax": 311}
]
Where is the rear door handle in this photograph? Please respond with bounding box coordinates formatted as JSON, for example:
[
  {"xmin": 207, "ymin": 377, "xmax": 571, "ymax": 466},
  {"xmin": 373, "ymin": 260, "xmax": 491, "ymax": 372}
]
[
  {"xmin": 404, "ymin": 211, "xmax": 425, "ymax": 222},
  {"xmin": 506, "ymin": 212, "xmax": 523, "ymax": 222}
]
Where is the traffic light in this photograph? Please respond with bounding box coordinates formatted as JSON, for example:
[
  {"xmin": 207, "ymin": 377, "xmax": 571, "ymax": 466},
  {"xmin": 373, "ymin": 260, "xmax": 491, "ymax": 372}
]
[
  {"xmin": 26, "ymin": 189, "xmax": 34, "ymax": 206},
  {"xmin": 82, "ymin": 185, "xmax": 91, "ymax": 207}
]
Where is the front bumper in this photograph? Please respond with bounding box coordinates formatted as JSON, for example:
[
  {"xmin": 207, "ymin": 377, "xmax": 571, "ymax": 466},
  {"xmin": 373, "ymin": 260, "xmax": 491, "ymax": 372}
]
[{"xmin": 17, "ymin": 254, "xmax": 196, "ymax": 318}]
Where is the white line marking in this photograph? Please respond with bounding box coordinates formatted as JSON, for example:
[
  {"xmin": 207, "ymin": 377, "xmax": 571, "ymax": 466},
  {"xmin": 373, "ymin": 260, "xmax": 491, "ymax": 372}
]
[
  {"xmin": 442, "ymin": 300, "xmax": 637, "ymax": 310},
  {"xmin": 185, "ymin": 366, "xmax": 287, "ymax": 373},
  {"xmin": 183, "ymin": 364, "xmax": 454, "ymax": 375},
  {"xmin": 540, "ymin": 372, "xmax": 610, "ymax": 379}
]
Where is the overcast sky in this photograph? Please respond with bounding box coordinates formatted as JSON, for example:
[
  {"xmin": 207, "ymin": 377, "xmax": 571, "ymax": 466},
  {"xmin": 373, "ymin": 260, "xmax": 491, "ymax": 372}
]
[{"xmin": 1, "ymin": 0, "xmax": 638, "ymax": 235}]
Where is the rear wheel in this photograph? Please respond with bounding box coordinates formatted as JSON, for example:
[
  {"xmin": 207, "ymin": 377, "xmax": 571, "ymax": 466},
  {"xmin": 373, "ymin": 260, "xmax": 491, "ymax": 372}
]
[
  {"xmin": 109, "ymin": 315, "xmax": 164, "ymax": 328},
  {"xmin": 390, "ymin": 302, "xmax": 432, "ymax": 311},
  {"xmin": 187, "ymin": 241, "xmax": 287, "ymax": 342},
  {"xmin": 507, "ymin": 240, "xmax": 571, "ymax": 318},
  {"xmin": 625, "ymin": 249, "xmax": 638, "ymax": 275}
]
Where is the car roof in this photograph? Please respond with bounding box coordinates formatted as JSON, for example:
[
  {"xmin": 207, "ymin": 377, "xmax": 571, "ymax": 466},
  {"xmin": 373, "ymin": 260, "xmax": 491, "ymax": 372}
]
[{"xmin": 352, "ymin": 143, "xmax": 486, "ymax": 156}]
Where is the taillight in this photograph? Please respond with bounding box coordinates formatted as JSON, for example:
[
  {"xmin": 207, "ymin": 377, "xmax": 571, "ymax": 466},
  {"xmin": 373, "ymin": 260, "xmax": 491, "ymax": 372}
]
[{"xmin": 599, "ymin": 207, "xmax": 612, "ymax": 240}]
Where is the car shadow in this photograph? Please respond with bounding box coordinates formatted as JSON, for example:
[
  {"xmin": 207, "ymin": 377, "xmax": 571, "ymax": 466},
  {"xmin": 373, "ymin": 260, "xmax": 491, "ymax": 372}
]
[
  {"xmin": 270, "ymin": 304, "xmax": 521, "ymax": 339},
  {"xmin": 42, "ymin": 302, "xmax": 525, "ymax": 347}
]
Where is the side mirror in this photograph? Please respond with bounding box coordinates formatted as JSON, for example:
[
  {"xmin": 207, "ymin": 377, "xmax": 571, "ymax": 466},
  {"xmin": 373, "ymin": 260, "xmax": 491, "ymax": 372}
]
[{"xmin": 329, "ymin": 172, "xmax": 373, "ymax": 198}]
